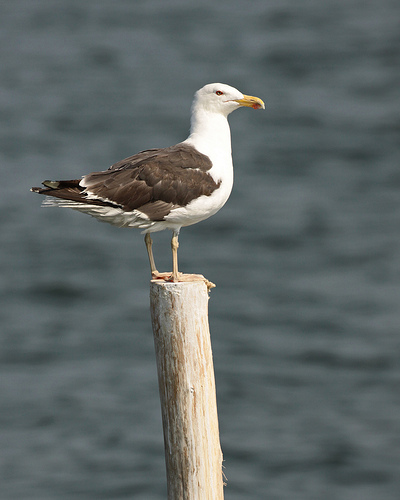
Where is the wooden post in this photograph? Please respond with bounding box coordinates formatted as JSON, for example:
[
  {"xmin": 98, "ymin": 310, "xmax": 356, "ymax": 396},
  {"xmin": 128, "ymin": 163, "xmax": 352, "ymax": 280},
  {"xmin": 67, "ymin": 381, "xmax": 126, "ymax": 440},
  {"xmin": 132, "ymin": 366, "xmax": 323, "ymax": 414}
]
[{"xmin": 150, "ymin": 280, "xmax": 224, "ymax": 500}]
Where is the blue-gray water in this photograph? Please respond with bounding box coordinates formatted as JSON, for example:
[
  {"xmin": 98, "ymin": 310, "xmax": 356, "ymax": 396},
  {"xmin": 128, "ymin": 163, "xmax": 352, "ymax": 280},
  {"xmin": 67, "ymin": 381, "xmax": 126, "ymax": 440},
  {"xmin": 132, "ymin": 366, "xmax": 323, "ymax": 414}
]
[{"xmin": 1, "ymin": 1, "xmax": 400, "ymax": 499}]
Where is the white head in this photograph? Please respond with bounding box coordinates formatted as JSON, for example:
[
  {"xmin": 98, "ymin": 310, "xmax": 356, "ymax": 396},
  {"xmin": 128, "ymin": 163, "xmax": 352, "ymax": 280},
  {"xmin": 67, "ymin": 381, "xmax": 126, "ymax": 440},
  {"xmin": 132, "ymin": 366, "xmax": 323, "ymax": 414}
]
[{"xmin": 192, "ymin": 83, "xmax": 265, "ymax": 117}]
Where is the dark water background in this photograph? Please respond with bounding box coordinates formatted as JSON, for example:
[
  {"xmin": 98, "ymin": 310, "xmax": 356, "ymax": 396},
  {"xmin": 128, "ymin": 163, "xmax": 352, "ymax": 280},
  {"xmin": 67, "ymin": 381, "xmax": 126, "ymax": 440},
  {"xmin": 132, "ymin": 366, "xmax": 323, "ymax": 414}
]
[{"xmin": 1, "ymin": 1, "xmax": 400, "ymax": 498}]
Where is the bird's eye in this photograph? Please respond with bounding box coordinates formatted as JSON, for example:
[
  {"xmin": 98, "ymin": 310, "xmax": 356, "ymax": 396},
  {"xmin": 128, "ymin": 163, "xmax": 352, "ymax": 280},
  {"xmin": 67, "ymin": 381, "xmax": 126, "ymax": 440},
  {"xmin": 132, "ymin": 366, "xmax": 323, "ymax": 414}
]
[{"xmin": 215, "ymin": 90, "xmax": 223, "ymax": 96}]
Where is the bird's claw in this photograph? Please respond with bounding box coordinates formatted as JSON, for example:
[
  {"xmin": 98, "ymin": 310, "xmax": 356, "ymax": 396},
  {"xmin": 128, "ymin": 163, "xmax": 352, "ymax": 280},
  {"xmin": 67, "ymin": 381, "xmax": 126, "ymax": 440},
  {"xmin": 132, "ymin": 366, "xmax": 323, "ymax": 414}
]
[{"xmin": 151, "ymin": 272, "xmax": 215, "ymax": 290}]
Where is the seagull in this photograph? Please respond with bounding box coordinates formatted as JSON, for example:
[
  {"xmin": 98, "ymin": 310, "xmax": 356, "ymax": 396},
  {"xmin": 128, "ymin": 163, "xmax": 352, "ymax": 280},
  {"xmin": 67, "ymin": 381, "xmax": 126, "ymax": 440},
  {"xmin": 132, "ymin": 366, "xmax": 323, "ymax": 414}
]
[{"xmin": 31, "ymin": 83, "xmax": 265, "ymax": 283}]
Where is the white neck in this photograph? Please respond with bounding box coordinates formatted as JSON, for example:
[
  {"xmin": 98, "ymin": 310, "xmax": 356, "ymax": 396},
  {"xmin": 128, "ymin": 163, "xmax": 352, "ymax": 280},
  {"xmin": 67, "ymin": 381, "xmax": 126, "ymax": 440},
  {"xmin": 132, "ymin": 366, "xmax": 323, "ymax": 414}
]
[{"xmin": 183, "ymin": 108, "xmax": 232, "ymax": 162}]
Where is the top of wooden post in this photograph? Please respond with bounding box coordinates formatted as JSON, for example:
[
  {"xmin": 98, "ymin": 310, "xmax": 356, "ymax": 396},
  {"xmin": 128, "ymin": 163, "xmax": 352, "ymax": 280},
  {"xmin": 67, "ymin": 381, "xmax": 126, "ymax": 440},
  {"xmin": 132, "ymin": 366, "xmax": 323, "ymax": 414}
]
[{"xmin": 150, "ymin": 275, "xmax": 215, "ymax": 292}]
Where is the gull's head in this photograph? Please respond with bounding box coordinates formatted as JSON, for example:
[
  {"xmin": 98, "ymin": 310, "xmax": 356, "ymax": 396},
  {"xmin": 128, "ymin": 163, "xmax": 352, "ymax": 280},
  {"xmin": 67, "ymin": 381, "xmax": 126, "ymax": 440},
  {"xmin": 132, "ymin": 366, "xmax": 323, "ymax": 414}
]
[{"xmin": 192, "ymin": 83, "xmax": 265, "ymax": 117}]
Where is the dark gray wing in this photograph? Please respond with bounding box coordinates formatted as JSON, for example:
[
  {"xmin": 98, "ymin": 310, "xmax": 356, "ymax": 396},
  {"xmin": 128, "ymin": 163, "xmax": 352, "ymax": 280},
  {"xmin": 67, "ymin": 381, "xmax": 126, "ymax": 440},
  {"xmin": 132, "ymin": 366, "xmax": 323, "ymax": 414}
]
[
  {"xmin": 81, "ymin": 143, "xmax": 220, "ymax": 220},
  {"xmin": 32, "ymin": 144, "xmax": 221, "ymax": 221}
]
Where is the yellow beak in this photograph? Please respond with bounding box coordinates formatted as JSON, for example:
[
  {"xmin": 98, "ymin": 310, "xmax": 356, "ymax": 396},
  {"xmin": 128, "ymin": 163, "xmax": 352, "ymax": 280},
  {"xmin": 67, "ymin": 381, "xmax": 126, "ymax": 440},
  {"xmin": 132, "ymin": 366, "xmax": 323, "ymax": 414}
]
[{"xmin": 235, "ymin": 94, "xmax": 265, "ymax": 110}]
